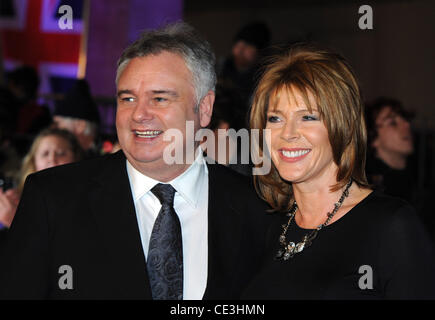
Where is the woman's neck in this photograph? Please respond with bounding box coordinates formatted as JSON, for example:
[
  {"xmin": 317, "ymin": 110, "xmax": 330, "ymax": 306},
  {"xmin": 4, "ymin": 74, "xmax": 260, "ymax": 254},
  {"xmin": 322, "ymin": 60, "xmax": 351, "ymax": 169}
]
[{"xmin": 292, "ymin": 180, "xmax": 371, "ymax": 229}]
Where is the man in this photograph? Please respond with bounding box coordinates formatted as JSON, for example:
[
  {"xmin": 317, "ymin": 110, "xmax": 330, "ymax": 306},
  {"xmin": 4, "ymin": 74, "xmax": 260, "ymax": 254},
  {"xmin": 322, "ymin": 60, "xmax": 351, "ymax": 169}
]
[
  {"xmin": 206, "ymin": 84, "xmax": 252, "ymax": 176},
  {"xmin": 7, "ymin": 66, "xmax": 52, "ymax": 136},
  {"xmin": 0, "ymin": 22, "xmax": 270, "ymax": 299},
  {"xmin": 218, "ymin": 21, "xmax": 270, "ymax": 123},
  {"xmin": 52, "ymin": 79, "xmax": 100, "ymax": 158},
  {"xmin": 366, "ymin": 97, "xmax": 435, "ymax": 241},
  {"xmin": 365, "ymin": 97, "xmax": 415, "ymax": 203}
]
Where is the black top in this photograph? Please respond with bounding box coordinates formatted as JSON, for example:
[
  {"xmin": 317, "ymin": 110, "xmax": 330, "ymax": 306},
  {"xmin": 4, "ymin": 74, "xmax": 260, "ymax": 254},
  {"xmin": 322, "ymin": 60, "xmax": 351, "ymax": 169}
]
[
  {"xmin": 243, "ymin": 191, "xmax": 435, "ymax": 299},
  {"xmin": 366, "ymin": 156, "xmax": 417, "ymax": 205}
]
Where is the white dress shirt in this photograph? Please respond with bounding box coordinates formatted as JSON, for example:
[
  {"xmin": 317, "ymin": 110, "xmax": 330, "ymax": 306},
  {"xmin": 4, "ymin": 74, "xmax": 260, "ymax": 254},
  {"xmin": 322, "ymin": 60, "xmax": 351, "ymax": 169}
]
[{"xmin": 126, "ymin": 152, "xmax": 209, "ymax": 300}]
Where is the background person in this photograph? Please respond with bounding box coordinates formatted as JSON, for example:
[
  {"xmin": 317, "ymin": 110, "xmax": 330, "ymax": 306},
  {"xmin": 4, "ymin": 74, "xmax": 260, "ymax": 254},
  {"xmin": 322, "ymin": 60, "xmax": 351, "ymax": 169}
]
[
  {"xmin": 52, "ymin": 79, "xmax": 101, "ymax": 159},
  {"xmin": 0, "ymin": 128, "xmax": 83, "ymax": 231},
  {"xmin": 365, "ymin": 97, "xmax": 416, "ymax": 204},
  {"xmin": 218, "ymin": 21, "xmax": 271, "ymax": 126},
  {"xmin": 6, "ymin": 66, "xmax": 52, "ymax": 137},
  {"xmin": 244, "ymin": 45, "xmax": 435, "ymax": 299},
  {"xmin": 204, "ymin": 84, "xmax": 252, "ymax": 176}
]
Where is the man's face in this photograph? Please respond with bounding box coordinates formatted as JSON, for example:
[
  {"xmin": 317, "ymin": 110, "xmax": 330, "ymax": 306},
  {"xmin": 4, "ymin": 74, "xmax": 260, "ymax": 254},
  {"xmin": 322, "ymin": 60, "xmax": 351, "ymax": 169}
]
[
  {"xmin": 116, "ymin": 52, "xmax": 213, "ymax": 176},
  {"xmin": 232, "ymin": 40, "xmax": 258, "ymax": 71},
  {"xmin": 53, "ymin": 115, "xmax": 76, "ymax": 132},
  {"xmin": 373, "ymin": 106, "xmax": 413, "ymax": 157}
]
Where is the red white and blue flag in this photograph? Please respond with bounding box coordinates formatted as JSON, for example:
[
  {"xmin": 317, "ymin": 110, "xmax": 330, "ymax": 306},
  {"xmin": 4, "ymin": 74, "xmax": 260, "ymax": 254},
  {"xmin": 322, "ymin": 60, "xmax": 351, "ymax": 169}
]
[{"xmin": 0, "ymin": 0, "xmax": 85, "ymax": 94}]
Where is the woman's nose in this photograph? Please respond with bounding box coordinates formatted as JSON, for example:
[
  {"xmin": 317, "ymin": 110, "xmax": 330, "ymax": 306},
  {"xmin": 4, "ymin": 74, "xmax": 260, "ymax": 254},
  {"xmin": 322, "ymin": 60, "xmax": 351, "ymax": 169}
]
[
  {"xmin": 47, "ymin": 153, "xmax": 56, "ymax": 165},
  {"xmin": 280, "ymin": 120, "xmax": 299, "ymax": 141}
]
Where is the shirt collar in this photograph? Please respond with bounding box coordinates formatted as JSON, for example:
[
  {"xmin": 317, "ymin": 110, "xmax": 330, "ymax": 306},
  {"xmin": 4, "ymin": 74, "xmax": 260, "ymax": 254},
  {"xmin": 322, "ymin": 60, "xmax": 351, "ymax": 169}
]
[{"xmin": 126, "ymin": 150, "xmax": 207, "ymax": 208}]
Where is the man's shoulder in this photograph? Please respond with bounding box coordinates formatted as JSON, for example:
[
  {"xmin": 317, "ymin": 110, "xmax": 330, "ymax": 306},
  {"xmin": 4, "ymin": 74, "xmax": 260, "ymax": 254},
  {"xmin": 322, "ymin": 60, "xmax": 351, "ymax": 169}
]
[
  {"xmin": 29, "ymin": 151, "xmax": 125, "ymax": 186},
  {"xmin": 206, "ymin": 163, "xmax": 269, "ymax": 209},
  {"xmin": 207, "ymin": 162, "xmax": 254, "ymax": 190}
]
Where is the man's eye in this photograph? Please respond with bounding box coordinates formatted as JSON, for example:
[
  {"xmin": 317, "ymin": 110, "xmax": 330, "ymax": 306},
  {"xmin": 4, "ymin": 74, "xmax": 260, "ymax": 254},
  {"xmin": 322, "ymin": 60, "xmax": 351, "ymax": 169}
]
[
  {"xmin": 121, "ymin": 97, "xmax": 135, "ymax": 102},
  {"xmin": 302, "ymin": 115, "xmax": 319, "ymax": 121},
  {"xmin": 388, "ymin": 119, "xmax": 398, "ymax": 127},
  {"xmin": 154, "ymin": 97, "xmax": 167, "ymax": 103},
  {"xmin": 267, "ymin": 115, "xmax": 281, "ymax": 123}
]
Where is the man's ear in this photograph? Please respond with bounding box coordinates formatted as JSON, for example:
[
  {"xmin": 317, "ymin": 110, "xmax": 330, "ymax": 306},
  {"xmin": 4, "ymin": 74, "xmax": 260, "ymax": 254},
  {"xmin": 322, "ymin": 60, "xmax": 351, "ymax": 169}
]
[
  {"xmin": 198, "ymin": 90, "xmax": 215, "ymax": 128},
  {"xmin": 372, "ymin": 136, "xmax": 379, "ymax": 149},
  {"xmin": 74, "ymin": 119, "xmax": 87, "ymax": 135}
]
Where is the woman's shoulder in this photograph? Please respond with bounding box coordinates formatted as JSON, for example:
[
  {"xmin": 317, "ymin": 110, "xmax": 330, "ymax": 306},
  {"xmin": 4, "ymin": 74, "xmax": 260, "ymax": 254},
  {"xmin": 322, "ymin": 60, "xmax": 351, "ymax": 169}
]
[
  {"xmin": 356, "ymin": 190, "xmax": 416, "ymax": 220},
  {"xmin": 354, "ymin": 190, "xmax": 431, "ymax": 244}
]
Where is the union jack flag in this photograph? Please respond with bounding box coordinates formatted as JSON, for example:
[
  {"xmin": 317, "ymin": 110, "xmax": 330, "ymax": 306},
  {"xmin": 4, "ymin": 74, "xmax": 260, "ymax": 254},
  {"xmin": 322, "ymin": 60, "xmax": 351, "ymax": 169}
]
[{"xmin": 1, "ymin": 0, "xmax": 86, "ymax": 95}]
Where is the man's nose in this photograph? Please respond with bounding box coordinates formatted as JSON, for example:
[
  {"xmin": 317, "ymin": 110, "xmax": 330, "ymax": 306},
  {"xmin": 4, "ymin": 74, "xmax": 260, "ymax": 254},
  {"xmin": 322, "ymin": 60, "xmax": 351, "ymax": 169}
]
[
  {"xmin": 398, "ymin": 117, "xmax": 411, "ymax": 132},
  {"xmin": 132, "ymin": 99, "xmax": 154, "ymax": 122}
]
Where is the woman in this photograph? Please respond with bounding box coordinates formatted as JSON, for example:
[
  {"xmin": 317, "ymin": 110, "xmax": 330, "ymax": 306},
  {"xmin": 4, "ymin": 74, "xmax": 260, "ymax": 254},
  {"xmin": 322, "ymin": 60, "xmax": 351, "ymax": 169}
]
[
  {"xmin": 0, "ymin": 128, "xmax": 83, "ymax": 229},
  {"xmin": 244, "ymin": 45, "xmax": 435, "ymax": 299}
]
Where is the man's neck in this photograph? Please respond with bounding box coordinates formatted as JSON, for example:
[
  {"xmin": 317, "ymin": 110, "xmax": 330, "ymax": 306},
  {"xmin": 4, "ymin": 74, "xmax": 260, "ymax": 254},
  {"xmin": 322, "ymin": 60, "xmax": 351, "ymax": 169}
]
[
  {"xmin": 376, "ymin": 149, "xmax": 407, "ymax": 170},
  {"xmin": 126, "ymin": 148, "xmax": 203, "ymax": 182},
  {"xmin": 78, "ymin": 134, "xmax": 95, "ymax": 152},
  {"xmin": 134, "ymin": 162, "xmax": 192, "ymax": 182}
]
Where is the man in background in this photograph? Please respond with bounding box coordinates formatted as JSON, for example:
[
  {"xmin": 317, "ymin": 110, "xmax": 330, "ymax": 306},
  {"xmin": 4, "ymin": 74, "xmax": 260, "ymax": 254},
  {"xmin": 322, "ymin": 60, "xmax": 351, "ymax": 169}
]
[
  {"xmin": 218, "ymin": 21, "xmax": 270, "ymax": 125},
  {"xmin": 52, "ymin": 79, "xmax": 100, "ymax": 158}
]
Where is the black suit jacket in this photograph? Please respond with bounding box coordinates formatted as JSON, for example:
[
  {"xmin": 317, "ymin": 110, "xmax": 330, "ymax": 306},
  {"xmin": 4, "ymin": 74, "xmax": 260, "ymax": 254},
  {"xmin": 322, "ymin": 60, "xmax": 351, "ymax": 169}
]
[{"xmin": 0, "ymin": 151, "xmax": 271, "ymax": 299}]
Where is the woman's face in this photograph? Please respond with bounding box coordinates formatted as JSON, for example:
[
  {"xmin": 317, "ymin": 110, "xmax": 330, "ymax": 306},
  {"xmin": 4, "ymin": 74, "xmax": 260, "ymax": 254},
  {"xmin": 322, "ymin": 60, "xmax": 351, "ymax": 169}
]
[
  {"xmin": 265, "ymin": 87, "xmax": 338, "ymax": 186},
  {"xmin": 34, "ymin": 135, "xmax": 75, "ymax": 172}
]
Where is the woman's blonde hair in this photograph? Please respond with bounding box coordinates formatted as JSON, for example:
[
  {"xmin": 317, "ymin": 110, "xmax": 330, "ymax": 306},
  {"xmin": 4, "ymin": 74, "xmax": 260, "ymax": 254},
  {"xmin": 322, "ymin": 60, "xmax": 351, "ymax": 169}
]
[
  {"xmin": 250, "ymin": 44, "xmax": 369, "ymax": 212},
  {"xmin": 18, "ymin": 128, "xmax": 83, "ymax": 193}
]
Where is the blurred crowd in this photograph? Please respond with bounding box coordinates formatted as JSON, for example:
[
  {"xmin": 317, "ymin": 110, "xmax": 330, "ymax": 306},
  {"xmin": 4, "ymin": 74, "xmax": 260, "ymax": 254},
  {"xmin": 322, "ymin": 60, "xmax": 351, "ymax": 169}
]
[{"xmin": 1, "ymin": 21, "xmax": 434, "ymax": 241}]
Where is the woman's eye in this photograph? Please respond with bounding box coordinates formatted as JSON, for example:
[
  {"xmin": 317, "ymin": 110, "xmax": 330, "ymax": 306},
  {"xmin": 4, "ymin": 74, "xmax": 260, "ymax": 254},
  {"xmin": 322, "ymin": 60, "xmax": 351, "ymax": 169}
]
[
  {"xmin": 302, "ymin": 115, "xmax": 319, "ymax": 121},
  {"xmin": 267, "ymin": 115, "xmax": 281, "ymax": 123}
]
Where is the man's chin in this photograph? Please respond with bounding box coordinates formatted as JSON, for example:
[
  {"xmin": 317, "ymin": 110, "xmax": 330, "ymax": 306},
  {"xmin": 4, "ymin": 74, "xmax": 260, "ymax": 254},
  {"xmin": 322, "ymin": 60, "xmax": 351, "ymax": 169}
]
[{"xmin": 130, "ymin": 155, "xmax": 164, "ymax": 165}]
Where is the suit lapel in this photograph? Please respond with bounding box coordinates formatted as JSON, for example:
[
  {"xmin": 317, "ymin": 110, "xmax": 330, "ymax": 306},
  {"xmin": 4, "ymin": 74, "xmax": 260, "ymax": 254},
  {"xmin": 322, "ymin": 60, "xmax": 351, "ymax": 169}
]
[
  {"xmin": 88, "ymin": 151, "xmax": 152, "ymax": 299},
  {"xmin": 203, "ymin": 164, "xmax": 243, "ymax": 299}
]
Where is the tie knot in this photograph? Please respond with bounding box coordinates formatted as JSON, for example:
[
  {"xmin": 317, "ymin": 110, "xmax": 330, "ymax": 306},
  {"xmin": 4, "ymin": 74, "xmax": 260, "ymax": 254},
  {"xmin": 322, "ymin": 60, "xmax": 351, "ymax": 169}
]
[{"xmin": 151, "ymin": 183, "xmax": 176, "ymax": 206}]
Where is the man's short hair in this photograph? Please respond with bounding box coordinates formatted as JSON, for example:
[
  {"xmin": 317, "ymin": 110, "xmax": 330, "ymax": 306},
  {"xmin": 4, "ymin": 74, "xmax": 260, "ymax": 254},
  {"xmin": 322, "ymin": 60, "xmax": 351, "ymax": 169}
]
[
  {"xmin": 116, "ymin": 22, "xmax": 216, "ymax": 106},
  {"xmin": 365, "ymin": 97, "xmax": 414, "ymax": 147}
]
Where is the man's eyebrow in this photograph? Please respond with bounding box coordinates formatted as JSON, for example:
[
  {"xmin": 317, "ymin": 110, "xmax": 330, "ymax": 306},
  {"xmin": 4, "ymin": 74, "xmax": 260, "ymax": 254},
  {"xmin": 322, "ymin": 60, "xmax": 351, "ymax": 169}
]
[
  {"xmin": 378, "ymin": 112, "xmax": 397, "ymax": 122},
  {"xmin": 117, "ymin": 89, "xmax": 134, "ymax": 97},
  {"xmin": 117, "ymin": 89, "xmax": 179, "ymax": 98},
  {"xmin": 152, "ymin": 90, "xmax": 178, "ymax": 97}
]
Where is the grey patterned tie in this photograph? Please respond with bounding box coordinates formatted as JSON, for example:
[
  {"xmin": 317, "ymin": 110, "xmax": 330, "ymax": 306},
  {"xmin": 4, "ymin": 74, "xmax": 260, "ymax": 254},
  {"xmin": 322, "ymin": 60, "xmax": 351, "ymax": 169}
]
[{"xmin": 147, "ymin": 183, "xmax": 183, "ymax": 300}]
